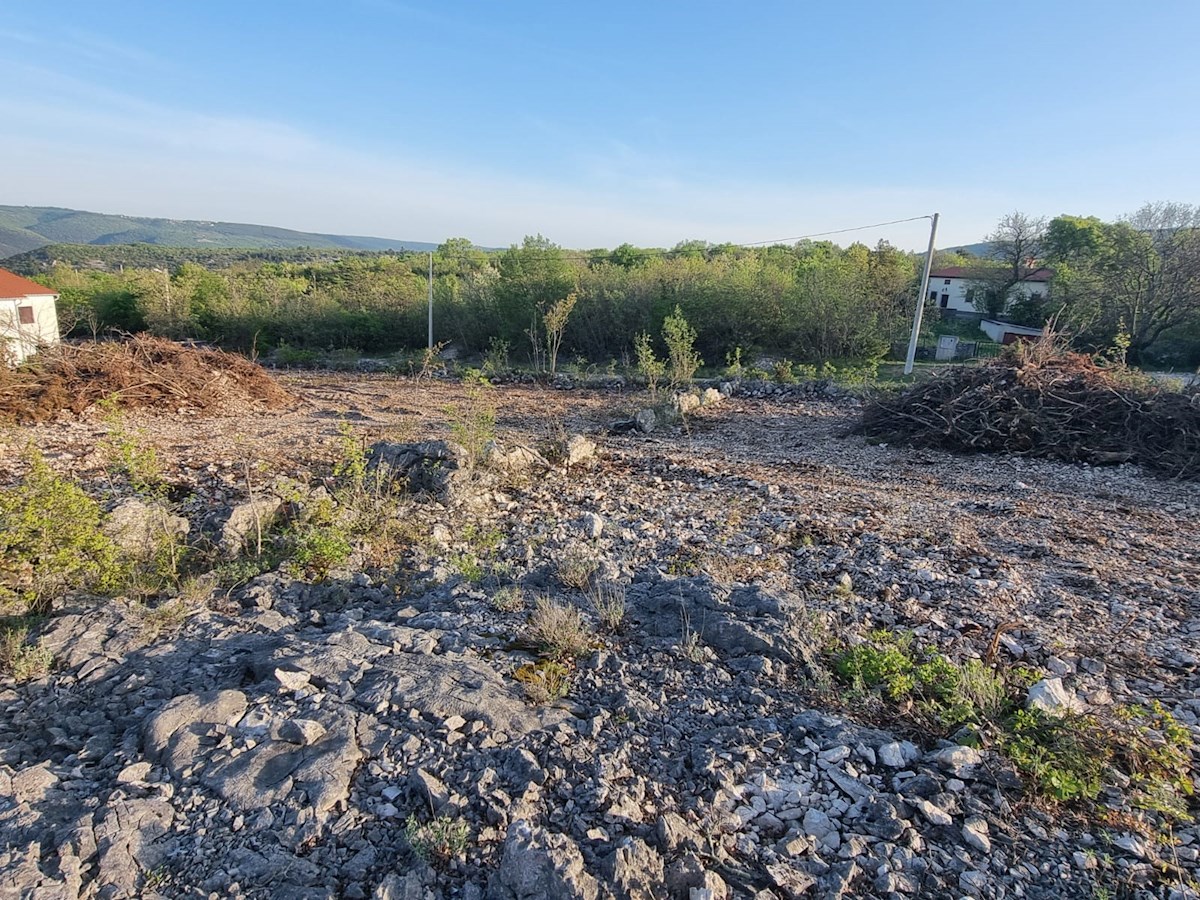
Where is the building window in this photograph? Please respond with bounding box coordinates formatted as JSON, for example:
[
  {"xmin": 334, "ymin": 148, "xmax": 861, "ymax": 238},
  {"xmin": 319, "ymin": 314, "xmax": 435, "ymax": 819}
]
[
  {"xmin": 18, "ymin": 306, "xmax": 34, "ymax": 325},
  {"xmin": 943, "ymin": 279, "xmax": 951, "ymax": 285},
  {"xmin": 929, "ymin": 290, "xmax": 938, "ymax": 301},
  {"xmin": 1030, "ymin": 292, "xmax": 1043, "ymax": 302},
  {"xmin": 965, "ymin": 288, "xmax": 975, "ymax": 302},
  {"xmin": 940, "ymin": 294, "xmax": 950, "ymax": 307}
]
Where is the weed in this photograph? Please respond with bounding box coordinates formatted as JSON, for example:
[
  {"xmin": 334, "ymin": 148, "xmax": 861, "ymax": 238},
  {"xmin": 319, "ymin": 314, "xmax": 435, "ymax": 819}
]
[
  {"xmin": 333, "ymin": 421, "xmax": 368, "ymax": 489},
  {"xmin": 679, "ymin": 602, "xmax": 706, "ymax": 662},
  {"xmin": 445, "ymin": 388, "xmax": 497, "ymax": 469},
  {"xmin": 450, "ymin": 523, "xmax": 505, "ymax": 584},
  {"xmin": 0, "ymin": 622, "xmax": 53, "ymax": 681},
  {"xmin": 0, "ymin": 449, "xmax": 124, "ymax": 613},
  {"xmin": 142, "ymin": 866, "xmax": 171, "ymax": 890},
  {"xmin": 490, "ymin": 585, "xmax": 526, "ymax": 612},
  {"xmin": 663, "ymin": 305, "xmax": 702, "ymax": 388},
  {"xmin": 290, "ymin": 525, "xmax": 352, "ymax": 580},
  {"xmin": 135, "ymin": 597, "xmax": 195, "ymax": 641},
  {"xmin": 556, "ymin": 547, "xmax": 598, "ymax": 590},
  {"xmin": 98, "ymin": 398, "xmax": 165, "ymax": 496},
  {"xmin": 404, "ymin": 814, "xmax": 470, "ymax": 866},
  {"xmin": 634, "ymin": 332, "xmax": 665, "ymax": 400},
  {"xmin": 772, "ymin": 359, "xmax": 797, "ymax": 384},
  {"xmin": 482, "ymin": 337, "xmax": 511, "ymax": 377},
  {"xmin": 414, "ymin": 341, "xmax": 448, "ymax": 381},
  {"xmin": 528, "ymin": 597, "xmax": 593, "ymax": 659},
  {"xmin": 449, "ymin": 550, "xmax": 484, "ymax": 583},
  {"xmin": 1002, "ymin": 709, "xmax": 1108, "ymax": 802},
  {"xmin": 724, "ymin": 346, "xmax": 744, "ymax": 379},
  {"xmin": 586, "ymin": 581, "xmax": 626, "ymax": 632},
  {"xmin": 515, "ymin": 659, "xmax": 571, "ymax": 704}
]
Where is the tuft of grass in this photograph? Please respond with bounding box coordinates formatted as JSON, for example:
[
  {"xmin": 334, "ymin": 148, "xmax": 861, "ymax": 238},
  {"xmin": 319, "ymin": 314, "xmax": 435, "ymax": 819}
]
[
  {"xmin": 404, "ymin": 814, "xmax": 470, "ymax": 866},
  {"xmin": 527, "ymin": 597, "xmax": 593, "ymax": 659},
  {"xmin": 514, "ymin": 659, "xmax": 571, "ymax": 704},
  {"xmin": 0, "ymin": 622, "xmax": 53, "ymax": 681},
  {"xmin": 490, "ymin": 585, "xmax": 526, "ymax": 612},
  {"xmin": 556, "ymin": 547, "xmax": 598, "ymax": 590},
  {"xmin": 586, "ymin": 581, "xmax": 626, "ymax": 632}
]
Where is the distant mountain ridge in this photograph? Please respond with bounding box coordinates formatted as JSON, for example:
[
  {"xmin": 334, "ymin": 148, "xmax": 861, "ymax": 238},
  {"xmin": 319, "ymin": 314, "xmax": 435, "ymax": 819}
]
[{"xmin": 0, "ymin": 205, "xmax": 437, "ymax": 259}]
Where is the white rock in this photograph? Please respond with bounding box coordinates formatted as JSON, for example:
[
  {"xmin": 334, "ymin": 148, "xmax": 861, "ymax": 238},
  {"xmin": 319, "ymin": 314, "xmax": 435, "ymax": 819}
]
[
  {"xmin": 911, "ymin": 797, "xmax": 952, "ymax": 826},
  {"xmin": 1026, "ymin": 677, "xmax": 1084, "ymax": 716}
]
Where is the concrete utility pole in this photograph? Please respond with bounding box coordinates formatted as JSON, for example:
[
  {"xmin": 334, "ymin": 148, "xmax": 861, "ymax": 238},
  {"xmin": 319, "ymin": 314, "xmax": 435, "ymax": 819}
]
[
  {"xmin": 427, "ymin": 252, "xmax": 434, "ymax": 350},
  {"xmin": 904, "ymin": 213, "xmax": 940, "ymax": 376}
]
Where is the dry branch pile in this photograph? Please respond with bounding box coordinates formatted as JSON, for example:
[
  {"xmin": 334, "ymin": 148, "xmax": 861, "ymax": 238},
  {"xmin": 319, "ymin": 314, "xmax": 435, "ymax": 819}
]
[
  {"xmin": 0, "ymin": 336, "xmax": 294, "ymax": 424},
  {"xmin": 859, "ymin": 340, "xmax": 1200, "ymax": 479}
]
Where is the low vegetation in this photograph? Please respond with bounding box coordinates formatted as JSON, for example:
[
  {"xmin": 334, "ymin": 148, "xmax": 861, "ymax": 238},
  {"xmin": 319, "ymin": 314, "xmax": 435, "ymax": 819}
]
[{"xmin": 827, "ymin": 630, "xmax": 1195, "ymax": 820}]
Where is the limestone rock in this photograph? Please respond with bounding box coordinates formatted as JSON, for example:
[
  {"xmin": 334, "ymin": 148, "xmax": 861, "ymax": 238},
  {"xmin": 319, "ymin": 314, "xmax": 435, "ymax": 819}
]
[{"xmin": 488, "ymin": 820, "xmax": 600, "ymax": 900}]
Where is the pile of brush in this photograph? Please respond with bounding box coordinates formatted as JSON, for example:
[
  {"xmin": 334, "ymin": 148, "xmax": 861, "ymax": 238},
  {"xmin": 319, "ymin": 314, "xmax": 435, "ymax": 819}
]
[
  {"xmin": 0, "ymin": 336, "xmax": 294, "ymax": 424},
  {"xmin": 858, "ymin": 337, "xmax": 1200, "ymax": 479}
]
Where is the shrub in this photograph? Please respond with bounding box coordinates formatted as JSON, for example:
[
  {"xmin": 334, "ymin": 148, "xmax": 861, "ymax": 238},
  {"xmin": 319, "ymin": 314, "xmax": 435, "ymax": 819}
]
[
  {"xmin": 633, "ymin": 332, "xmax": 665, "ymax": 399},
  {"xmin": 662, "ymin": 306, "xmax": 702, "ymax": 387},
  {"xmin": 772, "ymin": 359, "xmax": 797, "ymax": 384},
  {"xmin": 274, "ymin": 343, "xmax": 319, "ymax": 368},
  {"xmin": 0, "ymin": 450, "xmax": 124, "ymax": 613},
  {"xmin": 99, "ymin": 398, "xmax": 165, "ymax": 496},
  {"xmin": 404, "ymin": 815, "xmax": 470, "ymax": 866},
  {"xmin": 514, "ymin": 659, "xmax": 571, "ymax": 704},
  {"xmin": 528, "ymin": 597, "xmax": 592, "ymax": 659},
  {"xmin": 290, "ymin": 526, "xmax": 352, "ymax": 580},
  {"xmin": 490, "ymin": 585, "xmax": 525, "ymax": 612},
  {"xmin": 556, "ymin": 547, "xmax": 598, "ymax": 589}
]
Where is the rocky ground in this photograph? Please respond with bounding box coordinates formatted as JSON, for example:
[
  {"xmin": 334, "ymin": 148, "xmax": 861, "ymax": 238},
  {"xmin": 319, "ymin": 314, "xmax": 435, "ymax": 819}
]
[{"xmin": 0, "ymin": 374, "xmax": 1198, "ymax": 899}]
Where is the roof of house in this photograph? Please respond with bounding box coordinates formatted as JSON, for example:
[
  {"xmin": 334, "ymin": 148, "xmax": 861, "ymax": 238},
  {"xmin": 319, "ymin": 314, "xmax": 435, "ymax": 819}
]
[
  {"xmin": 931, "ymin": 266, "xmax": 1053, "ymax": 282},
  {"xmin": 981, "ymin": 319, "xmax": 1045, "ymax": 336},
  {"xmin": 0, "ymin": 268, "xmax": 57, "ymax": 300}
]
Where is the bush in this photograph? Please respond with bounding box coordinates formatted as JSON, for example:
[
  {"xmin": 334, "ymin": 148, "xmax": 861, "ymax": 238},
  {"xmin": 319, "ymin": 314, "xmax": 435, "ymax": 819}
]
[
  {"xmin": 404, "ymin": 815, "xmax": 470, "ymax": 866},
  {"xmin": 662, "ymin": 306, "xmax": 702, "ymax": 387},
  {"xmin": 0, "ymin": 450, "xmax": 124, "ymax": 613},
  {"xmin": 290, "ymin": 525, "xmax": 352, "ymax": 580},
  {"xmin": 528, "ymin": 598, "xmax": 593, "ymax": 659},
  {"xmin": 515, "ymin": 659, "xmax": 571, "ymax": 703}
]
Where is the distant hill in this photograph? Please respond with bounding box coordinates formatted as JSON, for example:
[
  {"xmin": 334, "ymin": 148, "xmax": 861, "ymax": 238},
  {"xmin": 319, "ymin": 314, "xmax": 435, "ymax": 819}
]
[
  {"xmin": 0, "ymin": 205, "xmax": 437, "ymax": 259},
  {"xmin": 943, "ymin": 242, "xmax": 993, "ymax": 258}
]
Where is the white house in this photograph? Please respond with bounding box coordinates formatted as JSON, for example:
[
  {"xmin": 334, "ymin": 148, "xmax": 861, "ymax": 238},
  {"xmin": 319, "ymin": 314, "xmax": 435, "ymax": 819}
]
[
  {"xmin": 0, "ymin": 268, "xmax": 60, "ymax": 365},
  {"xmin": 927, "ymin": 266, "xmax": 1053, "ymax": 315}
]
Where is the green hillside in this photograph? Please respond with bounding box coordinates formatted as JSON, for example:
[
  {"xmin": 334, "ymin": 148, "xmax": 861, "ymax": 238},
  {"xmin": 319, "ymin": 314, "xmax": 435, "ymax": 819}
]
[{"xmin": 0, "ymin": 205, "xmax": 435, "ymax": 258}]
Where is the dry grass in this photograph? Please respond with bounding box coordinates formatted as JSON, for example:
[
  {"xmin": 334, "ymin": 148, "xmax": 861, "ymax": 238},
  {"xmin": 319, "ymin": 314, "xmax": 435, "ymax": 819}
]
[{"xmin": 527, "ymin": 597, "xmax": 593, "ymax": 659}]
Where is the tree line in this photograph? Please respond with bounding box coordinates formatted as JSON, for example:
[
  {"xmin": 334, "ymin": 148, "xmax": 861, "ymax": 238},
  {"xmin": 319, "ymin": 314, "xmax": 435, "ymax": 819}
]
[
  {"xmin": 31, "ymin": 237, "xmax": 922, "ymax": 367},
  {"xmin": 22, "ymin": 202, "xmax": 1200, "ymax": 369}
]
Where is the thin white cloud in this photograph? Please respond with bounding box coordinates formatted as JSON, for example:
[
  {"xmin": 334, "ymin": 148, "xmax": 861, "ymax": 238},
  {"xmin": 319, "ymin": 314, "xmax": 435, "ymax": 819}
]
[{"xmin": 0, "ymin": 59, "xmax": 1053, "ymax": 251}]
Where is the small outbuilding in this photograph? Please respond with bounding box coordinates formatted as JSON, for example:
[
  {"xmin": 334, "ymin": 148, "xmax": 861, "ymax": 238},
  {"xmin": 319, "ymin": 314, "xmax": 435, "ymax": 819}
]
[
  {"xmin": 980, "ymin": 319, "xmax": 1044, "ymax": 344},
  {"xmin": 0, "ymin": 267, "xmax": 60, "ymax": 365}
]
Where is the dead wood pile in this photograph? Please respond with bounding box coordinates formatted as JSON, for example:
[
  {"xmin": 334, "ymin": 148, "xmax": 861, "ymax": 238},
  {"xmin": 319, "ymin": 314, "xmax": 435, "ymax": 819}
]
[
  {"xmin": 858, "ymin": 341, "xmax": 1200, "ymax": 479},
  {"xmin": 0, "ymin": 336, "xmax": 294, "ymax": 424}
]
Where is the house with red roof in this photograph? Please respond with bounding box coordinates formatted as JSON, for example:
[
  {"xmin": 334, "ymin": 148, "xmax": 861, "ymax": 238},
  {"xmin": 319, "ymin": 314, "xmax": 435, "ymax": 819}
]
[
  {"xmin": 0, "ymin": 267, "xmax": 60, "ymax": 365},
  {"xmin": 927, "ymin": 266, "xmax": 1053, "ymax": 315}
]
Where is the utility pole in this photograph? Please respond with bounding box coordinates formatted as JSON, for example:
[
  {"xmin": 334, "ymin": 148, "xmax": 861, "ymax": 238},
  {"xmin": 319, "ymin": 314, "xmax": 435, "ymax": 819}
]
[
  {"xmin": 427, "ymin": 251, "xmax": 434, "ymax": 350},
  {"xmin": 904, "ymin": 213, "xmax": 940, "ymax": 376}
]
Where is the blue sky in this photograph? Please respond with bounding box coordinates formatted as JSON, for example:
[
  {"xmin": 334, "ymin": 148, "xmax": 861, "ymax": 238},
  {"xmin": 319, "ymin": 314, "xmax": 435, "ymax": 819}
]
[{"xmin": 3, "ymin": 1, "xmax": 1198, "ymax": 250}]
